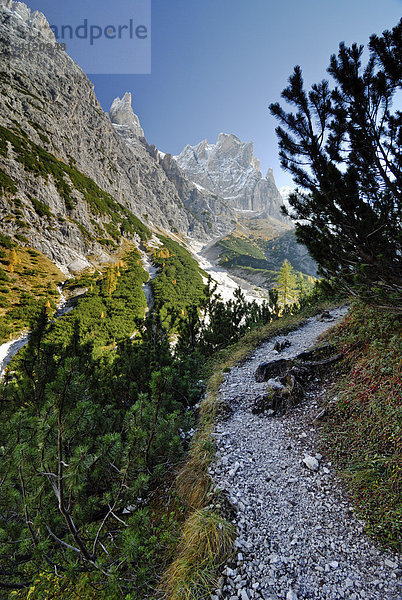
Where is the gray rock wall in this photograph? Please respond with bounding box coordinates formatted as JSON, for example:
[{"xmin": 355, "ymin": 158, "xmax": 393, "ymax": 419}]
[
  {"xmin": 0, "ymin": 1, "xmax": 234, "ymax": 272},
  {"xmin": 175, "ymin": 133, "xmax": 286, "ymax": 219}
]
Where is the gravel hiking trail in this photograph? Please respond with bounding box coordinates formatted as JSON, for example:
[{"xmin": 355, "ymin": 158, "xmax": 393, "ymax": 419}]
[{"xmin": 210, "ymin": 307, "xmax": 400, "ymax": 600}]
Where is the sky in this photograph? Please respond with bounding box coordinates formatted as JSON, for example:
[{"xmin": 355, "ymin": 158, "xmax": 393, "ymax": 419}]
[{"xmin": 24, "ymin": 0, "xmax": 402, "ymax": 187}]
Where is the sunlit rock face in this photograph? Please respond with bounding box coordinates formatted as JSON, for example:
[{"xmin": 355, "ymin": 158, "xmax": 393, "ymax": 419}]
[
  {"xmin": 175, "ymin": 133, "xmax": 285, "ymax": 220},
  {"xmin": 0, "ymin": 1, "xmax": 237, "ymax": 271},
  {"xmin": 109, "ymin": 92, "xmax": 145, "ymax": 138}
]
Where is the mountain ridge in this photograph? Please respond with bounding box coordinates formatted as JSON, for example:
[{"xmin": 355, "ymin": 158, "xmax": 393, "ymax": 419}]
[
  {"xmin": 175, "ymin": 132, "xmax": 286, "ymax": 219},
  {"xmin": 0, "ymin": 0, "xmax": 314, "ymax": 307},
  {"xmin": 0, "ymin": 0, "xmax": 237, "ymax": 274}
]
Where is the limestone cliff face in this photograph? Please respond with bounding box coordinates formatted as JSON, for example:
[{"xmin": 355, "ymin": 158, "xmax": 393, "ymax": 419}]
[
  {"xmin": 107, "ymin": 93, "xmax": 236, "ymax": 238},
  {"xmin": 175, "ymin": 133, "xmax": 286, "ymax": 220},
  {"xmin": 0, "ymin": 1, "xmax": 234, "ymax": 273},
  {"xmin": 109, "ymin": 93, "xmax": 145, "ymax": 138},
  {"xmin": 148, "ymin": 147, "xmax": 236, "ymax": 237}
]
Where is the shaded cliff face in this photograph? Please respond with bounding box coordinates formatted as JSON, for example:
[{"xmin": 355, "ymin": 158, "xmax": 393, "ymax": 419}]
[
  {"xmin": 0, "ymin": 1, "xmax": 234, "ymax": 272},
  {"xmin": 175, "ymin": 133, "xmax": 285, "ymax": 220},
  {"xmin": 153, "ymin": 149, "xmax": 237, "ymax": 237}
]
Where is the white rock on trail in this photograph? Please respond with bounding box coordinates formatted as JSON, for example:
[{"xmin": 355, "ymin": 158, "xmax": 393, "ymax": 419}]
[{"xmin": 303, "ymin": 455, "xmax": 320, "ymax": 472}]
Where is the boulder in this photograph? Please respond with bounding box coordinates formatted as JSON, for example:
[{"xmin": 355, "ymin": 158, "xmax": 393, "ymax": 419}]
[
  {"xmin": 273, "ymin": 339, "xmax": 291, "ymax": 353},
  {"xmin": 303, "ymin": 456, "xmax": 320, "ymax": 472},
  {"xmin": 253, "ymin": 344, "xmax": 344, "ymax": 415}
]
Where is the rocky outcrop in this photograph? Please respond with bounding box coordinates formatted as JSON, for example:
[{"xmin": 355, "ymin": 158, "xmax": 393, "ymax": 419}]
[
  {"xmin": 0, "ymin": 1, "xmax": 232, "ymax": 272},
  {"xmin": 147, "ymin": 145, "xmax": 236, "ymax": 237},
  {"xmin": 253, "ymin": 344, "xmax": 343, "ymax": 416},
  {"xmin": 107, "ymin": 93, "xmax": 236, "ymax": 238},
  {"xmin": 1, "ymin": 0, "xmax": 53, "ymax": 38},
  {"xmin": 175, "ymin": 133, "xmax": 285, "ymax": 220},
  {"xmin": 109, "ymin": 92, "xmax": 144, "ymax": 138}
]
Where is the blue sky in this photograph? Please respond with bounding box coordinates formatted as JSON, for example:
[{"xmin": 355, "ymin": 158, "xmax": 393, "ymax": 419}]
[{"xmin": 24, "ymin": 0, "xmax": 402, "ymax": 187}]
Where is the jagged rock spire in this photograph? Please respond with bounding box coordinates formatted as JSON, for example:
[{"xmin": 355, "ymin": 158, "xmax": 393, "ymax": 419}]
[
  {"xmin": 109, "ymin": 92, "xmax": 144, "ymax": 138},
  {"xmin": 175, "ymin": 134, "xmax": 285, "ymax": 219}
]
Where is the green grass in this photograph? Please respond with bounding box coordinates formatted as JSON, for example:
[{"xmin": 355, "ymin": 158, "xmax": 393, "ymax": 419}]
[
  {"xmin": 257, "ymin": 230, "xmax": 317, "ymax": 276},
  {"xmin": 218, "ymin": 233, "xmax": 266, "ymax": 261},
  {"xmin": 216, "ymin": 231, "xmax": 317, "ymax": 287},
  {"xmin": 320, "ymin": 302, "xmax": 401, "ymax": 549},
  {"xmin": 104, "ymin": 221, "xmax": 122, "ymax": 242},
  {"xmin": 0, "ymin": 233, "xmax": 15, "ymax": 249},
  {"xmin": 0, "ymin": 167, "xmax": 17, "ymax": 194},
  {"xmin": 161, "ymin": 508, "xmax": 235, "ymax": 600},
  {"xmin": 30, "ymin": 197, "xmax": 52, "ymax": 219},
  {"xmin": 217, "ymin": 233, "xmax": 269, "ymax": 269}
]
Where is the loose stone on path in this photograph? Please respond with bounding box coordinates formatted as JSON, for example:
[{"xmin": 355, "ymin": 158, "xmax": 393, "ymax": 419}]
[{"xmin": 210, "ymin": 307, "xmax": 401, "ymax": 600}]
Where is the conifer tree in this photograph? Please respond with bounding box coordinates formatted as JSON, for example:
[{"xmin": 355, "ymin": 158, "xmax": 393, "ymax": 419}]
[
  {"xmin": 0, "ymin": 307, "xmax": 194, "ymax": 593},
  {"xmin": 270, "ymin": 20, "xmax": 402, "ymax": 309},
  {"xmin": 297, "ymin": 273, "xmax": 306, "ymax": 300},
  {"xmin": 8, "ymin": 247, "xmax": 17, "ymax": 273},
  {"xmin": 276, "ymin": 259, "xmax": 298, "ymax": 305},
  {"xmin": 104, "ymin": 266, "xmax": 117, "ymax": 295}
]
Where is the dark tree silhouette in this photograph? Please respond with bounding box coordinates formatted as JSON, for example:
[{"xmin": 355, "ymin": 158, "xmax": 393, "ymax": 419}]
[{"xmin": 270, "ymin": 20, "xmax": 402, "ymax": 309}]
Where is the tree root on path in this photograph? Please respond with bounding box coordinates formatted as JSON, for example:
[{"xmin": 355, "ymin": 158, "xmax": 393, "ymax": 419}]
[{"xmin": 252, "ymin": 344, "xmax": 344, "ymax": 416}]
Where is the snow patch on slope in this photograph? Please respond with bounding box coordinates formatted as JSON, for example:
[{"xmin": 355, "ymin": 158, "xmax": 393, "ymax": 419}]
[{"xmin": 187, "ymin": 239, "xmax": 269, "ymax": 305}]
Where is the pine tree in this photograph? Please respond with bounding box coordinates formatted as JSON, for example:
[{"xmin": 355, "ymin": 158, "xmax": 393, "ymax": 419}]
[
  {"xmin": 297, "ymin": 273, "xmax": 306, "ymax": 300},
  {"xmin": 269, "ymin": 20, "xmax": 402, "ymax": 309},
  {"xmin": 276, "ymin": 259, "xmax": 298, "ymax": 305},
  {"xmin": 0, "ymin": 307, "xmax": 194, "ymax": 594}
]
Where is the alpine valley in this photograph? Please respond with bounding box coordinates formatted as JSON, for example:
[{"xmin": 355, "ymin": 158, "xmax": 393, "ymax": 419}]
[
  {"xmin": 0, "ymin": 3, "xmax": 400, "ymax": 600},
  {"xmin": 0, "ymin": 0, "xmax": 319, "ymax": 345}
]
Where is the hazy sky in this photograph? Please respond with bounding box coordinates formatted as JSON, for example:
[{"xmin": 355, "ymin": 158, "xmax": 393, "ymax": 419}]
[{"xmin": 25, "ymin": 0, "xmax": 402, "ymax": 187}]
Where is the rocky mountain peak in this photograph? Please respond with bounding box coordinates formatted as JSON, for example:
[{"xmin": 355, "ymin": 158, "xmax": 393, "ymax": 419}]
[
  {"xmin": 216, "ymin": 132, "xmax": 241, "ymax": 150},
  {"xmin": 215, "ymin": 133, "xmax": 260, "ymax": 170},
  {"xmin": 1, "ymin": 2, "xmax": 230, "ymax": 271},
  {"xmin": 109, "ymin": 92, "xmax": 144, "ymax": 138},
  {"xmin": 1, "ymin": 0, "xmax": 54, "ymax": 39},
  {"xmin": 175, "ymin": 134, "xmax": 285, "ymax": 220},
  {"xmin": 266, "ymin": 167, "xmax": 276, "ymax": 183}
]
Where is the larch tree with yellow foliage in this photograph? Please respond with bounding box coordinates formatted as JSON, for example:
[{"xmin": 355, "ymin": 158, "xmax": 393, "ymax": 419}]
[
  {"xmin": 275, "ymin": 259, "xmax": 298, "ymax": 305},
  {"xmin": 8, "ymin": 248, "xmax": 18, "ymax": 273}
]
